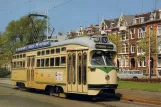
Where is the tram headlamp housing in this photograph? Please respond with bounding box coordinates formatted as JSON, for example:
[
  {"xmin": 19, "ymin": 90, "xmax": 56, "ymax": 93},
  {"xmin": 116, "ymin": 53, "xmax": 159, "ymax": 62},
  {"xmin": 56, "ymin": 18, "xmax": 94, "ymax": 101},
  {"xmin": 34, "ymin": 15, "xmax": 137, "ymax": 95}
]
[
  {"xmin": 105, "ymin": 75, "xmax": 110, "ymax": 81},
  {"xmin": 93, "ymin": 37, "xmax": 100, "ymax": 42}
]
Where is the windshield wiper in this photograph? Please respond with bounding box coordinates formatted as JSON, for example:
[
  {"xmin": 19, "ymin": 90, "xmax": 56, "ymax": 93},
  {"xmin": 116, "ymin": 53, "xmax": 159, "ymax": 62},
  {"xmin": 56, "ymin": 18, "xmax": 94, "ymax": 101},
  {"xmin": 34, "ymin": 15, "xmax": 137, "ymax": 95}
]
[{"xmin": 91, "ymin": 59, "xmax": 104, "ymax": 65}]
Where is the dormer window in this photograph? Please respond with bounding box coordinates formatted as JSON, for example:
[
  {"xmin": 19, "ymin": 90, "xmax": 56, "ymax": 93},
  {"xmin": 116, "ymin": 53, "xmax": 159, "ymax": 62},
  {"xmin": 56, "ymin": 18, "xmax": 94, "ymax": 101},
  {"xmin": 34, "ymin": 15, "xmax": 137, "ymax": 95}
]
[
  {"xmin": 133, "ymin": 17, "xmax": 144, "ymax": 24},
  {"xmin": 150, "ymin": 12, "xmax": 156, "ymax": 20},
  {"xmin": 110, "ymin": 23, "xmax": 115, "ymax": 28}
]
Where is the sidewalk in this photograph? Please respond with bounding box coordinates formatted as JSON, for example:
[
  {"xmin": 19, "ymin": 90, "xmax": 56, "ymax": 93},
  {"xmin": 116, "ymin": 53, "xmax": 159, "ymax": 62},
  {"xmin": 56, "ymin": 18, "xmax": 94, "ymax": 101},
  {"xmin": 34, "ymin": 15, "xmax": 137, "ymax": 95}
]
[
  {"xmin": 0, "ymin": 78, "xmax": 11, "ymax": 85},
  {"xmin": 116, "ymin": 89, "xmax": 161, "ymax": 105}
]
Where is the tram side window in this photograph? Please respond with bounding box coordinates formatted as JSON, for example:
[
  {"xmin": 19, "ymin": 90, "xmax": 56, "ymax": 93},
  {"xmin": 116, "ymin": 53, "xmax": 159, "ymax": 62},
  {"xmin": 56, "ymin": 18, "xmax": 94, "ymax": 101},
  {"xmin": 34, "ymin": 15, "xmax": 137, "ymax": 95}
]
[
  {"xmin": 51, "ymin": 49, "xmax": 55, "ymax": 54},
  {"xmin": 50, "ymin": 58, "xmax": 54, "ymax": 66},
  {"xmin": 42, "ymin": 51, "xmax": 45, "ymax": 55},
  {"xmin": 55, "ymin": 57, "xmax": 60, "ymax": 66},
  {"xmin": 56, "ymin": 48, "xmax": 60, "ymax": 53},
  {"xmin": 72, "ymin": 54, "xmax": 76, "ymax": 84},
  {"xmin": 14, "ymin": 62, "xmax": 16, "ymax": 68},
  {"xmin": 27, "ymin": 57, "xmax": 30, "ymax": 67},
  {"xmin": 17, "ymin": 61, "xmax": 20, "ymax": 68},
  {"xmin": 41, "ymin": 59, "xmax": 45, "ymax": 67},
  {"xmin": 37, "ymin": 51, "xmax": 41, "ymax": 56},
  {"xmin": 45, "ymin": 58, "xmax": 49, "ymax": 67},
  {"xmin": 78, "ymin": 54, "xmax": 82, "ymax": 84},
  {"xmin": 20, "ymin": 54, "xmax": 22, "ymax": 58},
  {"xmin": 17, "ymin": 55, "xmax": 20, "ymax": 59},
  {"xmin": 61, "ymin": 56, "xmax": 66, "ymax": 66},
  {"xmin": 31, "ymin": 57, "xmax": 35, "ymax": 67},
  {"xmin": 20, "ymin": 61, "xmax": 23, "ymax": 67},
  {"xmin": 83, "ymin": 53, "xmax": 87, "ymax": 85},
  {"xmin": 37, "ymin": 59, "xmax": 40, "ymax": 67},
  {"xmin": 23, "ymin": 54, "xmax": 26, "ymax": 58},
  {"xmin": 46, "ymin": 50, "xmax": 50, "ymax": 55},
  {"xmin": 61, "ymin": 47, "xmax": 66, "ymax": 51},
  {"xmin": 67, "ymin": 54, "xmax": 71, "ymax": 84}
]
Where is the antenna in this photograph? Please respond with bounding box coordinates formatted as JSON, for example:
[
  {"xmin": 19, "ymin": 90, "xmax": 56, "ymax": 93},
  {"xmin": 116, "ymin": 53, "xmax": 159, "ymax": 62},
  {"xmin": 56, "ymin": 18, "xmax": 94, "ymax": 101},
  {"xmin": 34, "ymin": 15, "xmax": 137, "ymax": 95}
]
[
  {"xmin": 97, "ymin": 13, "xmax": 99, "ymax": 25},
  {"xmin": 141, "ymin": 0, "xmax": 143, "ymax": 12}
]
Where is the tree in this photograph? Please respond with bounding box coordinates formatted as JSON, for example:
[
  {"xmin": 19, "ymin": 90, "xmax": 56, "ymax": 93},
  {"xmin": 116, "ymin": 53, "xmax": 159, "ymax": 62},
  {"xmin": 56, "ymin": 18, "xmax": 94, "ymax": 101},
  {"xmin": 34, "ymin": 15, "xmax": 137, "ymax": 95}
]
[
  {"xmin": 137, "ymin": 32, "xmax": 157, "ymax": 60},
  {"xmin": 107, "ymin": 33, "xmax": 122, "ymax": 53},
  {"xmin": 2, "ymin": 14, "xmax": 47, "ymax": 66}
]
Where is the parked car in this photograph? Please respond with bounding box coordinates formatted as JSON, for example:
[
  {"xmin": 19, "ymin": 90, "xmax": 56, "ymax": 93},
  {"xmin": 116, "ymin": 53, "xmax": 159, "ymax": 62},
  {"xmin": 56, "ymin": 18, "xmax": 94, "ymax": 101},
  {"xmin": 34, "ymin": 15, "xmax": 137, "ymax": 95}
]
[{"xmin": 117, "ymin": 70, "xmax": 143, "ymax": 79}]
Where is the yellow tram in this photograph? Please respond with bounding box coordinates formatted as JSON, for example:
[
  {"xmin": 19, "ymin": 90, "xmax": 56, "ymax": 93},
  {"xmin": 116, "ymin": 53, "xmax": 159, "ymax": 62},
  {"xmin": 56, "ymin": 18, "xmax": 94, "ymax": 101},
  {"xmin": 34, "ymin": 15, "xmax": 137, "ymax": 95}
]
[{"xmin": 11, "ymin": 35, "xmax": 118, "ymax": 97}]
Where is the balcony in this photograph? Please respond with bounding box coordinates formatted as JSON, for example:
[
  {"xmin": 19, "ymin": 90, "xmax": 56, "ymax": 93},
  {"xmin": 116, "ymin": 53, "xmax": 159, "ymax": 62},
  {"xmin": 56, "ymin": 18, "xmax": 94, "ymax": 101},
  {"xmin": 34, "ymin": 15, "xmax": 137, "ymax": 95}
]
[{"xmin": 119, "ymin": 26, "xmax": 127, "ymax": 31}]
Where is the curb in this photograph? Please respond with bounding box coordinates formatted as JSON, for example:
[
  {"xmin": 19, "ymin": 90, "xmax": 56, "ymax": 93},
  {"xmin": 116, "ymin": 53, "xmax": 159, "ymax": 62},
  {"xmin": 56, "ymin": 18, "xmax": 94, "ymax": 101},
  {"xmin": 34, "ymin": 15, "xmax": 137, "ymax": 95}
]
[{"xmin": 121, "ymin": 97, "xmax": 161, "ymax": 106}]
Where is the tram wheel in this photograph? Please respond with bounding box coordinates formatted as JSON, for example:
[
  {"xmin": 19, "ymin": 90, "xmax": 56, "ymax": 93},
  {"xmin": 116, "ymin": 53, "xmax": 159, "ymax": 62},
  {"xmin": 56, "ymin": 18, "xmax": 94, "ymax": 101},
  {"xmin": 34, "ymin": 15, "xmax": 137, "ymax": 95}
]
[{"xmin": 49, "ymin": 87, "xmax": 54, "ymax": 96}]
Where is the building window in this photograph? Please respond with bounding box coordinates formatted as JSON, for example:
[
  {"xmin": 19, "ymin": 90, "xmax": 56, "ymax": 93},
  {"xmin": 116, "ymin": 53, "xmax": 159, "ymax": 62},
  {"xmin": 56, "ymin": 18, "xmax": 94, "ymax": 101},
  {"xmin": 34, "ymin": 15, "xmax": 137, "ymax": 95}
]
[
  {"xmin": 138, "ymin": 57, "xmax": 146, "ymax": 67},
  {"xmin": 138, "ymin": 26, "xmax": 146, "ymax": 38},
  {"xmin": 130, "ymin": 28, "xmax": 135, "ymax": 39},
  {"xmin": 131, "ymin": 44, "xmax": 135, "ymax": 53},
  {"xmin": 126, "ymin": 43, "xmax": 128, "ymax": 53},
  {"xmin": 121, "ymin": 32, "xmax": 126, "ymax": 40},
  {"xmin": 157, "ymin": 25, "xmax": 161, "ymax": 36},
  {"xmin": 122, "ymin": 44, "xmax": 126, "ymax": 53},
  {"xmin": 122, "ymin": 43, "xmax": 128, "ymax": 53}
]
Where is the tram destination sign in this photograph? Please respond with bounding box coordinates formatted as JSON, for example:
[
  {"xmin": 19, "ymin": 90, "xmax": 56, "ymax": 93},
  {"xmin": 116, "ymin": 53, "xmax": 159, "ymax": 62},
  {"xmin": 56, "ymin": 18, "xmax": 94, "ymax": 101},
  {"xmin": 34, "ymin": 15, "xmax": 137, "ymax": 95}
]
[
  {"xmin": 95, "ymin": 44, "xmax": 114, "ymax": 49},
  {"xmin": 16, "ymin": 40, "xmax": 51, "ymax": 52}
]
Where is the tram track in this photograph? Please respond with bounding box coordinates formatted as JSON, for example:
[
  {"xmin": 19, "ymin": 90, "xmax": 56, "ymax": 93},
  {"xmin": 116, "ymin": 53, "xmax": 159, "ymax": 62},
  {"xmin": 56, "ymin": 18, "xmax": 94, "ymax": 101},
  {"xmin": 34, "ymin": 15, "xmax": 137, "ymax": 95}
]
[{"xmin": 0, "ymin": 82, "xmax": 160, "ymax": 107}]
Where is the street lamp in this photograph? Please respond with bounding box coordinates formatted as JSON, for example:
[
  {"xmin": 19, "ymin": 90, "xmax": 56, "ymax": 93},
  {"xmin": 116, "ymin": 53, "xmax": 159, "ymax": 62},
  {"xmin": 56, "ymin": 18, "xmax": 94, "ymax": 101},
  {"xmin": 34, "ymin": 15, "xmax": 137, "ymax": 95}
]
[{"xmin": 149, "ymin": 25, "xmax": 153, "ymax": 78}]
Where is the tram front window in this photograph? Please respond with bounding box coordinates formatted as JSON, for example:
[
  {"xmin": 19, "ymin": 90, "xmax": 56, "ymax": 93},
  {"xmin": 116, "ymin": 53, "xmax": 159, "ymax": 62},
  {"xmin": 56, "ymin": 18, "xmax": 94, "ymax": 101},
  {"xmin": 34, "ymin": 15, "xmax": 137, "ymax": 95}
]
[{"xmin": 91, "ymin": 51, "xmax": 115, "ymax": 66}]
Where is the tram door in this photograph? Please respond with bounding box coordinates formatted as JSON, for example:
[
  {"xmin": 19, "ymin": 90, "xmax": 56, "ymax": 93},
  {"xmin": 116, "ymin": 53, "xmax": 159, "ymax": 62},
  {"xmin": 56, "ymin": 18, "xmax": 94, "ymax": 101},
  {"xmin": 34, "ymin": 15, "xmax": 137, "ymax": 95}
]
[
  {"xmin": 77, "ymin": 50, "xmax": 88, "ymax": 93},
  {"xmin": 67, "ymin": 50, "xmax": 87, "ymax": 93},
  {"xmin": 27, "ymin": 56, "xmax": 35, "ymax": 87}
]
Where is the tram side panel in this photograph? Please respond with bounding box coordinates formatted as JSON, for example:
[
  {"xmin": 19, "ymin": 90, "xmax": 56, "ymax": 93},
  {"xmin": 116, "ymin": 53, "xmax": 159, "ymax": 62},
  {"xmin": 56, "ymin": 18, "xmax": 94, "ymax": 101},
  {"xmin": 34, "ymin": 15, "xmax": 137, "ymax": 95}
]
[
  {"xmin": 34, "ymin": 67, "xmax": 67, "ymax": 91},
  {"xmin": 11, "ymin": 69, "xmax": 27, "ymax": 86}
]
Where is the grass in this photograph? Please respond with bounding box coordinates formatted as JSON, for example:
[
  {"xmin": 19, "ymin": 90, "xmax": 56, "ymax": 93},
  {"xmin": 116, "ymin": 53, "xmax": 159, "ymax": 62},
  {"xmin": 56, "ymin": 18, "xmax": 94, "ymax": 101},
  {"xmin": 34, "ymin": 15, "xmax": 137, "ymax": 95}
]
[{"xmin": 118, "ymin": 81, "xmax": 161, "ymax": 92}]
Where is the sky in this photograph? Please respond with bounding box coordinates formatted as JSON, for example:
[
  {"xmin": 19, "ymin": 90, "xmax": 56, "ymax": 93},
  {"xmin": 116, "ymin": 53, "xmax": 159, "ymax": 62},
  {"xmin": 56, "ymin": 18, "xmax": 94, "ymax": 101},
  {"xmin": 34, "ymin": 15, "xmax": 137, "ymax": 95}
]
[{"xmin": 0, "ymin": 0, "xmax": 161, "ymax": 35}]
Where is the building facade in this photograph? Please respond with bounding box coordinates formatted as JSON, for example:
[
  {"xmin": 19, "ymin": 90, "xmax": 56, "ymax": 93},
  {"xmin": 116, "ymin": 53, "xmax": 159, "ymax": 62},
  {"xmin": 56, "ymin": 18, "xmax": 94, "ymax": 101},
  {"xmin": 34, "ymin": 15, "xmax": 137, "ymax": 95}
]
[{"xmin": 99, "ymin": 9, "xmax": 161, "ymax": 77}]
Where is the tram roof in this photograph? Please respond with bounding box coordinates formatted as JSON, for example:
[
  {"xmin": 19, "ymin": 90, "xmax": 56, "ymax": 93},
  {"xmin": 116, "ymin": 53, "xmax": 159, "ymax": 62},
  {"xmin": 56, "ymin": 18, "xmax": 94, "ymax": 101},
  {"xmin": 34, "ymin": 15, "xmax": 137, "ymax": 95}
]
[{"xmin": 15, "ymin": 35, "xmax": 116, "ymax": 53}]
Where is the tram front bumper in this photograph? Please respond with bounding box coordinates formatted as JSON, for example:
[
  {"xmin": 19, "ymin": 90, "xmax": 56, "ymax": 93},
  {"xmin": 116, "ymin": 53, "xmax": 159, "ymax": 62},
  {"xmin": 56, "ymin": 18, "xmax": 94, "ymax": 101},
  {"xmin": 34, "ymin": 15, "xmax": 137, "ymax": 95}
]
[{"xmin": 88, "ymin": 84, "xmax": 118, "ymax": 96}]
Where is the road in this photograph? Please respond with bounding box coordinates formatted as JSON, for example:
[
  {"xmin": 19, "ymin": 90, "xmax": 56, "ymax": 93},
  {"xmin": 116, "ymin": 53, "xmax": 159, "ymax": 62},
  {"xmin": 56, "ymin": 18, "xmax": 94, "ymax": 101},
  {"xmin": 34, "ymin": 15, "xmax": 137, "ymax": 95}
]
[{"xmin": 0, "ymin": 80, "xmax": 159, "ymax": 107}]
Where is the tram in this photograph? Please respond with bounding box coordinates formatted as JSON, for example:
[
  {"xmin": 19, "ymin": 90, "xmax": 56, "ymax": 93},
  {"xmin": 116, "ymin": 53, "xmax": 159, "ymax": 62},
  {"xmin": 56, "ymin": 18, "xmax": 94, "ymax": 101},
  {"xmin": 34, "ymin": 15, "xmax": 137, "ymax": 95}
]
[{"xmin": 11, "ymin": 35, "xmax": 118, "ymax": 97}]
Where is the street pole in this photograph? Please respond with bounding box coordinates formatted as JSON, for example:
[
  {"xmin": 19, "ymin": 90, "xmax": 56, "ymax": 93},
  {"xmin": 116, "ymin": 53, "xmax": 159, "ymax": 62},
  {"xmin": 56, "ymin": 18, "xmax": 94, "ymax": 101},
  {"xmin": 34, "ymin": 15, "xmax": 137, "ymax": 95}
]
[
  {"xmin": 149, "ymin": 25, "xmax": 152, "ymax": 78},
  {"xmin": 45, "ymin": 9, "xmax": 49, "ymax": 40}
]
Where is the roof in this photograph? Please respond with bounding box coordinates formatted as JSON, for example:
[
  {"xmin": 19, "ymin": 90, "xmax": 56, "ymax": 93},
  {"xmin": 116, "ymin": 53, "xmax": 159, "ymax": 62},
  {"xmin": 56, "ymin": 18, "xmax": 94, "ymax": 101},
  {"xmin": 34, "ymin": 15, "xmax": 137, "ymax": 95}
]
[
  {"xmin": 15, "ymin": 35, "xmax": 117, "ymax": 52},
  {"xmin": 103, "ymin": 18, "xmax": 119, "ymax": 28},
  {"xmin": 122, "ymin": 15, "xmax": 135, "ymax": 25}
]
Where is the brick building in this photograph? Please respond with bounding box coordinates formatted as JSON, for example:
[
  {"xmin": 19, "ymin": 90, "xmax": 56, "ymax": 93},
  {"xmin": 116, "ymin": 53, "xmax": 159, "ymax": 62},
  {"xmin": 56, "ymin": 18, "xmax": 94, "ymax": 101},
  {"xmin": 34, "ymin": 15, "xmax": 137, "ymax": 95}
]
[{"xmin": 99, "ymin": 9, "xmax": 161, "ymax": 77}]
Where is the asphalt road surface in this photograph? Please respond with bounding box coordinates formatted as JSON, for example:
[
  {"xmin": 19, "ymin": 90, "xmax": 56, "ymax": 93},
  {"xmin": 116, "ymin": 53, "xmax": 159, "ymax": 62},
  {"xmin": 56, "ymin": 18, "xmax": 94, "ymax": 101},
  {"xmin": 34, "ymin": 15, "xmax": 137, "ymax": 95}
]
[{"xmin": 0, "ymin": 81, "xmax": 159, "ymax": 107}]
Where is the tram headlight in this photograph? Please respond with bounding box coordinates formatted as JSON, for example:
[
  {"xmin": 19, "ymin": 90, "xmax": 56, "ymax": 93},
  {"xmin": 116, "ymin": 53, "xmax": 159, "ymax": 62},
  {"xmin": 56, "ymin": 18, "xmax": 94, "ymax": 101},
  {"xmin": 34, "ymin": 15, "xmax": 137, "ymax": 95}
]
[{"xmin": 105, "ymin": 75, "xmax": 110, "ymax": 81}]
